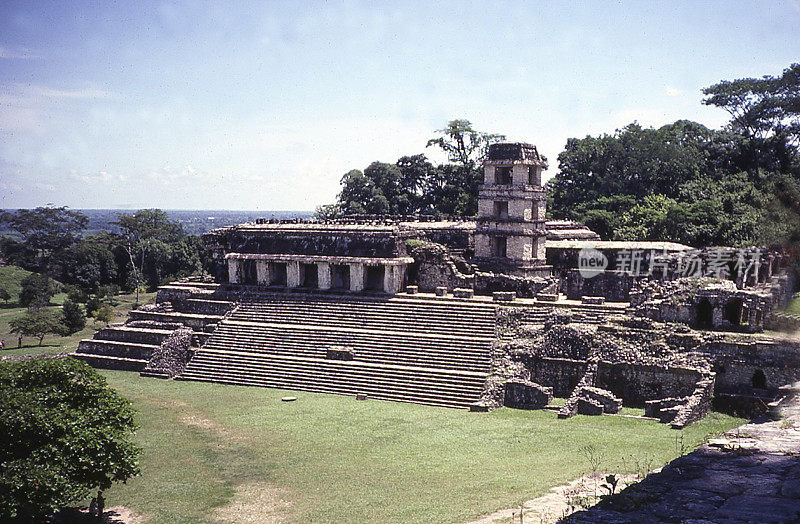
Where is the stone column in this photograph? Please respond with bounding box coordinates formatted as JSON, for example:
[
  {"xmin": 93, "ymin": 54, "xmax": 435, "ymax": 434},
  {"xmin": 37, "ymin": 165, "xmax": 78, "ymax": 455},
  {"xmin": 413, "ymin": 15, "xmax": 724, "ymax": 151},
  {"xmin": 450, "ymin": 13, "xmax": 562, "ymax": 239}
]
[
  {"xmin": 349, "ymin": 263, "xmax": 365, "ymax": 292},
  {"xmin": 227, "ymin": 259, "xmax": 240, "ymax": 284},
  {"xmin": 383, "ymin": 265, "xmax": 402, "ymax": 294},
  {"xmin": 256, "ymin": 260, "xmax": 271, "ymax": 285},
  {"xmin": 712, "ymin": 306, "xmax": 723, "ymax": 329},
  {"xmin": 287, "ymin": 261, "xmax": 301, "ymax": 288},
  {"xmin": 318, "ymin": 262, "xmax": 332, "ymax": 290}
]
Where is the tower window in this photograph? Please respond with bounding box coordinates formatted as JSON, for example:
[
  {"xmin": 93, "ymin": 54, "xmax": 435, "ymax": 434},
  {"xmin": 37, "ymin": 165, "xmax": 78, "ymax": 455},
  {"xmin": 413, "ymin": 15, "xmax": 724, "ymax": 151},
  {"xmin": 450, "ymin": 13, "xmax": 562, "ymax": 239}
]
[
  {"xmin": 493, "ymin": 236, "xmax": 508, "ymax": 258},
  {"xmin": 493, "ymin": 201, "xmax": 509, "ymax": 219},
  {"xmin": 495, "ymin": 167, "xmax": 512, "ymax": 185},
  {"xmin": 528, "ymin": 166, "xmax": 539, "ymax": 185}
]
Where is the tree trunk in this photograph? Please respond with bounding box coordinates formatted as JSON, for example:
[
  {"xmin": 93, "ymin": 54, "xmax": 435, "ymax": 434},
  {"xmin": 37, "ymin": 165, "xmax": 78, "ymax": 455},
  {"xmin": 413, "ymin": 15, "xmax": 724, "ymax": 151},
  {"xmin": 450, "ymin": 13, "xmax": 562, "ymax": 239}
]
[
  {"xmin": 38, "ymin": 334, "xmax": 44, "ymax": 346},
  {"xmin": 96, "ymin": 490, "xmax": 105, "ymax": 522}
]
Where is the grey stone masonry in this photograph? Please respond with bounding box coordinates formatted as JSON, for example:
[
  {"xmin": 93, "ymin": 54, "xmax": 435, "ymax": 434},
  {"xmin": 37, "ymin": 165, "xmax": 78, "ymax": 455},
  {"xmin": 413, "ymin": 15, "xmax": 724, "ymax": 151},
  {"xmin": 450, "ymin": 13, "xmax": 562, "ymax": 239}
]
[{"xmin": 565, "ymin": 381, "xmax": 800, "ymax": 523}]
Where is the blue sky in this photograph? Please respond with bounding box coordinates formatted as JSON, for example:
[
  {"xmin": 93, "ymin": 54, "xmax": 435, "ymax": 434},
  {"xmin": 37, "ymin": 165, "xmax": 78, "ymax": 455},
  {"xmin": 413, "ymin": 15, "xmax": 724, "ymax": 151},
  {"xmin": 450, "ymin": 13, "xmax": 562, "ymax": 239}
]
[{"xmin": 1, "ymin": 1, "xmax": 799, "ymax": 210}]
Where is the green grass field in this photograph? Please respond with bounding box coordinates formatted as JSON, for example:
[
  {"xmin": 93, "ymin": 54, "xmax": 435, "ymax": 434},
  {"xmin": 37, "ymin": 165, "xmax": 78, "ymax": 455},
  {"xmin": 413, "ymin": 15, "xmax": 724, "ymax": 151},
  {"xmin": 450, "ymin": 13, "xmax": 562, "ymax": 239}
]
[
  {"xmin": 0, "ymin": 288, "xmax": 156, "ymax": 357},
  {"xmin": 101, "ymin": 372, "xmax": 744, "ymax": 524},
  {"xmin": 785, "ymin": 296, "xmax": 800, "ymax": 316}
]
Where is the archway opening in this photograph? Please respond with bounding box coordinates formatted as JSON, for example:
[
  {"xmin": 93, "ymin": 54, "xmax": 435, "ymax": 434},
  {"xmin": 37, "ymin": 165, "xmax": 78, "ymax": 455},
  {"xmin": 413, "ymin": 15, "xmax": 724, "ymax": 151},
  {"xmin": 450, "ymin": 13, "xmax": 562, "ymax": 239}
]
[
  {"xmin": 696, "ymin": 298, "xmax": 713, "ymax": 328},
  {"xmin": 724, "ymin": 298, "xmax": 743, "ymax": 326},
  {"xmin": 752, "ymin": 369, "xmax": 767, "ymax": 389}
]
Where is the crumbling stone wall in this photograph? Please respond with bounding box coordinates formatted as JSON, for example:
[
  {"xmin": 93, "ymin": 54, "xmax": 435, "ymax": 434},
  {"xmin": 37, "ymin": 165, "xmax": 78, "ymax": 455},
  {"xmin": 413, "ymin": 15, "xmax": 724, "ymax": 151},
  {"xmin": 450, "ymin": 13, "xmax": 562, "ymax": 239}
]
[
  {"xmin": 141, "ymin": 327, "xmax": 194, "ymax": 378},
  {"xmin": 405, "ymin": 240, "xmax": 473, "ymax": 291},
  {"xmin": 560, "ymin": 270, "xmax": 643, "ymax": 301},
  {"xmin": 474, "ymin": 271, "xmax": 557, "ymax": 297},
  {"xmin": 595, "ymin": 362, "xmax": 704, "ymax": 407}
]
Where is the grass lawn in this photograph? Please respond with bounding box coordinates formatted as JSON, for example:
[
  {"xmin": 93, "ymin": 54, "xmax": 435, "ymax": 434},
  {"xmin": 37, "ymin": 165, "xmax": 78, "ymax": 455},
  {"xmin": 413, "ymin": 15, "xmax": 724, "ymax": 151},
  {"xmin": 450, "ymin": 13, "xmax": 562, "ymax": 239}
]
[
  {"xmin": 0, "ymin": 264, "xmax": 33, "ymax": 301},
  {"xmin": 785, "ymin": 296, "xmax": 800, "ymax": 316},
  {"xmin": 101, "ymin": 372, "xmax": 744, "ymax": 524},
  {"xmin": 0, "ymin": 290, "xmax": 156, "ymax": 357}
]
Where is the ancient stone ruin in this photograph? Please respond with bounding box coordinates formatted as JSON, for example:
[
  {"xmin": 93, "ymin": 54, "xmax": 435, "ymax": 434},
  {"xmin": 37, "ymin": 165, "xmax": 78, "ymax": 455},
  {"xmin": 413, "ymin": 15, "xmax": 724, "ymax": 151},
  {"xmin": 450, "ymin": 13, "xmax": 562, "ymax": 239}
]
[{"xmin": 72, "ymin": 141, "xmax": 800, "ymax": 427}]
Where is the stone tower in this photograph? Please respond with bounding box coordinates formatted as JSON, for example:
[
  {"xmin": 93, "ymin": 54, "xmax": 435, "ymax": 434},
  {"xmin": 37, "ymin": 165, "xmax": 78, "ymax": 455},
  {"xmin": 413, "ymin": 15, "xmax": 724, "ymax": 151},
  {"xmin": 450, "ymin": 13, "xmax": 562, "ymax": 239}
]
[{"xmin": 473, "ymin": 142, "xmax": 549, "ymax": 277}]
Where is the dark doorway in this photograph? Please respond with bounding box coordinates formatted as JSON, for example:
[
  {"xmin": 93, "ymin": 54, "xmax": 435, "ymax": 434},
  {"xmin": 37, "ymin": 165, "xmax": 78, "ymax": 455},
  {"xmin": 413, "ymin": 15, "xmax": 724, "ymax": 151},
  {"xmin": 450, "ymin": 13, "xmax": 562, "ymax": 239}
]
[
  {"xmin": 331, "ymin": 264, "xmax": 350, "ymax": 290},
  {"xmin": 365, "ymin": 266, "xmax": 385, "ymax": 291},
  {"xmin": 752, "ymin": 369, "xmax": 767, "ymax": 389},
  {"xmin": 724, "ymin": 298, "xmax": 743, "ymax": 325},
  {"xmin": 493, "ymin": 236, "xmax": 508, "ymax": 258},
  {"xmin": 270, "ymin": 263, "xmax": 287, "ymax": 286},
  {"xmin": 494, "ymin": 201, "xmax": 509, "ymax": 219},
  {"xmin": 242, "ymin": 260, "xmax": 258, "ymax": 284},
  {"xmin": 301, "ymin": 263, "xmax": 318, "ymax": 288},
  {"xmin": 696, "ymin": 298, "xmax": 713, "ymax": 328}
]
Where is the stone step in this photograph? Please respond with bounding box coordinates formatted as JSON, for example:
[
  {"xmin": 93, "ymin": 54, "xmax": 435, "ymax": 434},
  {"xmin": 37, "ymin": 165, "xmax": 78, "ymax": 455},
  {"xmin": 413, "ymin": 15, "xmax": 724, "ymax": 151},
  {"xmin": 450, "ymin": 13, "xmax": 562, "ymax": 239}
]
[
  {"xmin": 183, "ymin": 350, "xmax": 487, "ymax": 390},
  {"xmin": 93, "ymin": 326, "xmax": 174, "ymax": 345},
  {"xmin": 230, "ymin": 307, "xmax": 496, "ymax": 335},
  {"xmin": 203, "ymin": 338, "xmax": 491, "ymax": 360},
  {"xmin": 203, "ymin": 324, "xmax": 492, "ymax": 371},
  {"xmin": 76, "ymin": 339, "xmax": 160, "ymax": 360},
  {"xmin": 180, "ymin": 351, "xmax": 485, "ymax": 408},
  {"xmin": 72, "ymin": 353, "xmax": 149, "ymax": 371}
]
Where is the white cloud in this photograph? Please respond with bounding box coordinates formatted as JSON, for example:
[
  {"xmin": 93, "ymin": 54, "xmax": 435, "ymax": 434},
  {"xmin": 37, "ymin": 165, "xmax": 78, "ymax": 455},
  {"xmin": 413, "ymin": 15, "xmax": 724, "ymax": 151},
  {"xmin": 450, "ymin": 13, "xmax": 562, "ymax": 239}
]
[
  {"xmin": 34, "ymin": 182, "xmax": 56, "ymax": 191},
  {"xmin": 69, "ymin": 169, "xmax": 126, "ymax": 183},
  {"xmin": 665, "ymin": 86, "xmax": 682, "ymax": 97},
  {"xmin": 145, "ymin": 164, "xmax": 203, "ymax": 184}
]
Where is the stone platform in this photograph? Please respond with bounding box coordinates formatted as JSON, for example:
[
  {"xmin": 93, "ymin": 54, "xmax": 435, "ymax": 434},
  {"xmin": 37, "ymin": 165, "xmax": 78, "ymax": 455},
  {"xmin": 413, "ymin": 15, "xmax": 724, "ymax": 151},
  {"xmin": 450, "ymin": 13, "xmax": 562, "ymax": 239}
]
[{"xmin": 565, "ymin": 382, "xmax": 800, "ymax": 523}]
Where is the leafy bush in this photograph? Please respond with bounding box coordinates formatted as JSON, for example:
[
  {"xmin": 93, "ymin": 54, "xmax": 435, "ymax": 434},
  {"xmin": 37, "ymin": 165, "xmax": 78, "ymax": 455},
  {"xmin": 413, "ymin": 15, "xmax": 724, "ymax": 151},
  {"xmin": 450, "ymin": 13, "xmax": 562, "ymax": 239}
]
[{"xmin": 0, "ymin": 358, "xmax": 140, "ymax": 520}]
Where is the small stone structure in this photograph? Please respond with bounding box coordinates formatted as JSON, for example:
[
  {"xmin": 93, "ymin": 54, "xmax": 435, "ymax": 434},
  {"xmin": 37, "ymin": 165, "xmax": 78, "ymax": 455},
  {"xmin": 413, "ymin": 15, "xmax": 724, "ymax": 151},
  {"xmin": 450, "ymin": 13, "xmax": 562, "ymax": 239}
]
[
  {"xmin": 503, "ymin": 379, "xmax": 553, "ymax": 409},
  {"xmin": 325, "ymin": 346, "xmax": 355, "ymax": 361}
]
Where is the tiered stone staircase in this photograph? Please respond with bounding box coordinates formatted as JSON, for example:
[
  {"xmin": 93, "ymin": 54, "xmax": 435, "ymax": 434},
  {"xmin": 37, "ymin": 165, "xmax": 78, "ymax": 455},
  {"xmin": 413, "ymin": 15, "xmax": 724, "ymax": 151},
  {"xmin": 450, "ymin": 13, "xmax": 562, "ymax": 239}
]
[
  {"xmin": 178, "ymin": 294, "xmax": 497, "ymax": 408},
  {"xmin": 73, "ymin": 292, "xmax": 235, "ymax": 371},
  {"xmin": 74, "ymin": 326, "xmax": 171, "ymax": 371}
]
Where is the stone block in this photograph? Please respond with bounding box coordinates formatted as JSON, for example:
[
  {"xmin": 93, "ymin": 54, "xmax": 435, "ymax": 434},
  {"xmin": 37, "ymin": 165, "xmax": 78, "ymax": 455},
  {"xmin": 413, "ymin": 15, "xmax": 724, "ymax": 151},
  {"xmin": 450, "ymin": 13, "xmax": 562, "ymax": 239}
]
[
  {"xmin": 453, "ymin": 288, "xmax": 474, "ymax": 298},
  {"xmin": 576, "ymin": 397, "xmax": 604, "ymax": 415},
  {"xmin": 581, "ymin": 295, "xmax": 605, "ymax": 305},
  {"xmin": 406, "ymin": 285, "xmax": 418, "ymax": 294},
  {"xmin": 644, "ymin": 397, "xmax": 685, "ymax": 419},
  {"xmin": 537, "ymin": 293, "xmax": 559, "ymax": 301},
  {"xmin": 503, "ymin": 379, "xmax": 553, "ymax": 409},
  {"xmin": 468, "ymin": 402, "xmax": 491, "ymax": 412},
  {"xmin": 326, "ymin": 346, "xmax": 355, "ymax": 361},
  {"xmin": 493, "ymin": 291, "xmax": 516, "ymax": 302},
  {"xmin": 579, "ymin": 386, "xmax": 623, "ymax": 414},
  {"xmin": 434, "ymin": 286, "xmax": 448, "ymax": 297}
]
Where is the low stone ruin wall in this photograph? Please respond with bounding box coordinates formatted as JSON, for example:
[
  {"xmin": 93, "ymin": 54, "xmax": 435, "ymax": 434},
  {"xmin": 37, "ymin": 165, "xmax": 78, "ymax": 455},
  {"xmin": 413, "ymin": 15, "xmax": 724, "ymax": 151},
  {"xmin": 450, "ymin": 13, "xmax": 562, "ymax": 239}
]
[
  {"xmin": 595, "ymin": 362, "xmax": 702, "ymax": 407},
  {"xmin": 766, "ymin": 312, "xmax": 800, "ymax": 333},
  {"xmin": 706, "ymin": 338, "xmax": 800, "ymax": 391},
  {"xmin": 141, "ymin": 327, "xmax": 194, "ymax": 378},
  {"xmin": 559, "ymin": 270, "xmax": 642, "ymax": 301},
  {"xmin": 474, "ymin": 272, "xmax": 557, "ymax": 298},
  {"xmin": 670, "ymin": 374, "xmax": 715, "ymax": 429},
  {"xmin": 503, "ymin": 379, "xmax": 553, "ymax": 409},
  {"xmin": 527, "ymin": 356, "xmax": 588, "ymax": 397}
]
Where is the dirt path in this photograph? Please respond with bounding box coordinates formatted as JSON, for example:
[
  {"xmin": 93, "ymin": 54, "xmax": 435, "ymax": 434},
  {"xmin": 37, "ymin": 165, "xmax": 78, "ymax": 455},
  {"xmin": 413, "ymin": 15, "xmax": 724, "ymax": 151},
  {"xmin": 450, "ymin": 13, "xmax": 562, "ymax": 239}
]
[{"xmin": 463, "ymin": 474, "xmax": 638, "ymax": 524}]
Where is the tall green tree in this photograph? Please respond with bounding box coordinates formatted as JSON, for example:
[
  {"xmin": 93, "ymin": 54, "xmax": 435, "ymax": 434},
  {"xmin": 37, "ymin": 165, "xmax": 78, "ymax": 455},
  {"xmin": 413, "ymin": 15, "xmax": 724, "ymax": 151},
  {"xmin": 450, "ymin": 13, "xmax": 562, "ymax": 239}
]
[
  {"xmin": 113, "ymin": 209, "xmax": 201, "ymax": 294},
  {"xmin": 0, "ymin": 206, "xmax": 88, "ymax": 271},
  {"xmin": 702, "ymin": 63, "xmax": 800, "ymax": 149},
  {"xmin": 61, "ymin": 299, "xmax": 86, "ymax": 334},
  {"xmin": 426, "ymin": 119, "xmax": 506, "ymax": 167},
  {"xmin": 18, "ymin": 273, "xmax": 56, "ymax": 309},
  {"xmin": 0, "ymin": 358, "xmax": 140, "ymax": 521},
  {"xmin": 8, "ymin": 309, "xmax": 66, "ymax": 346}
]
